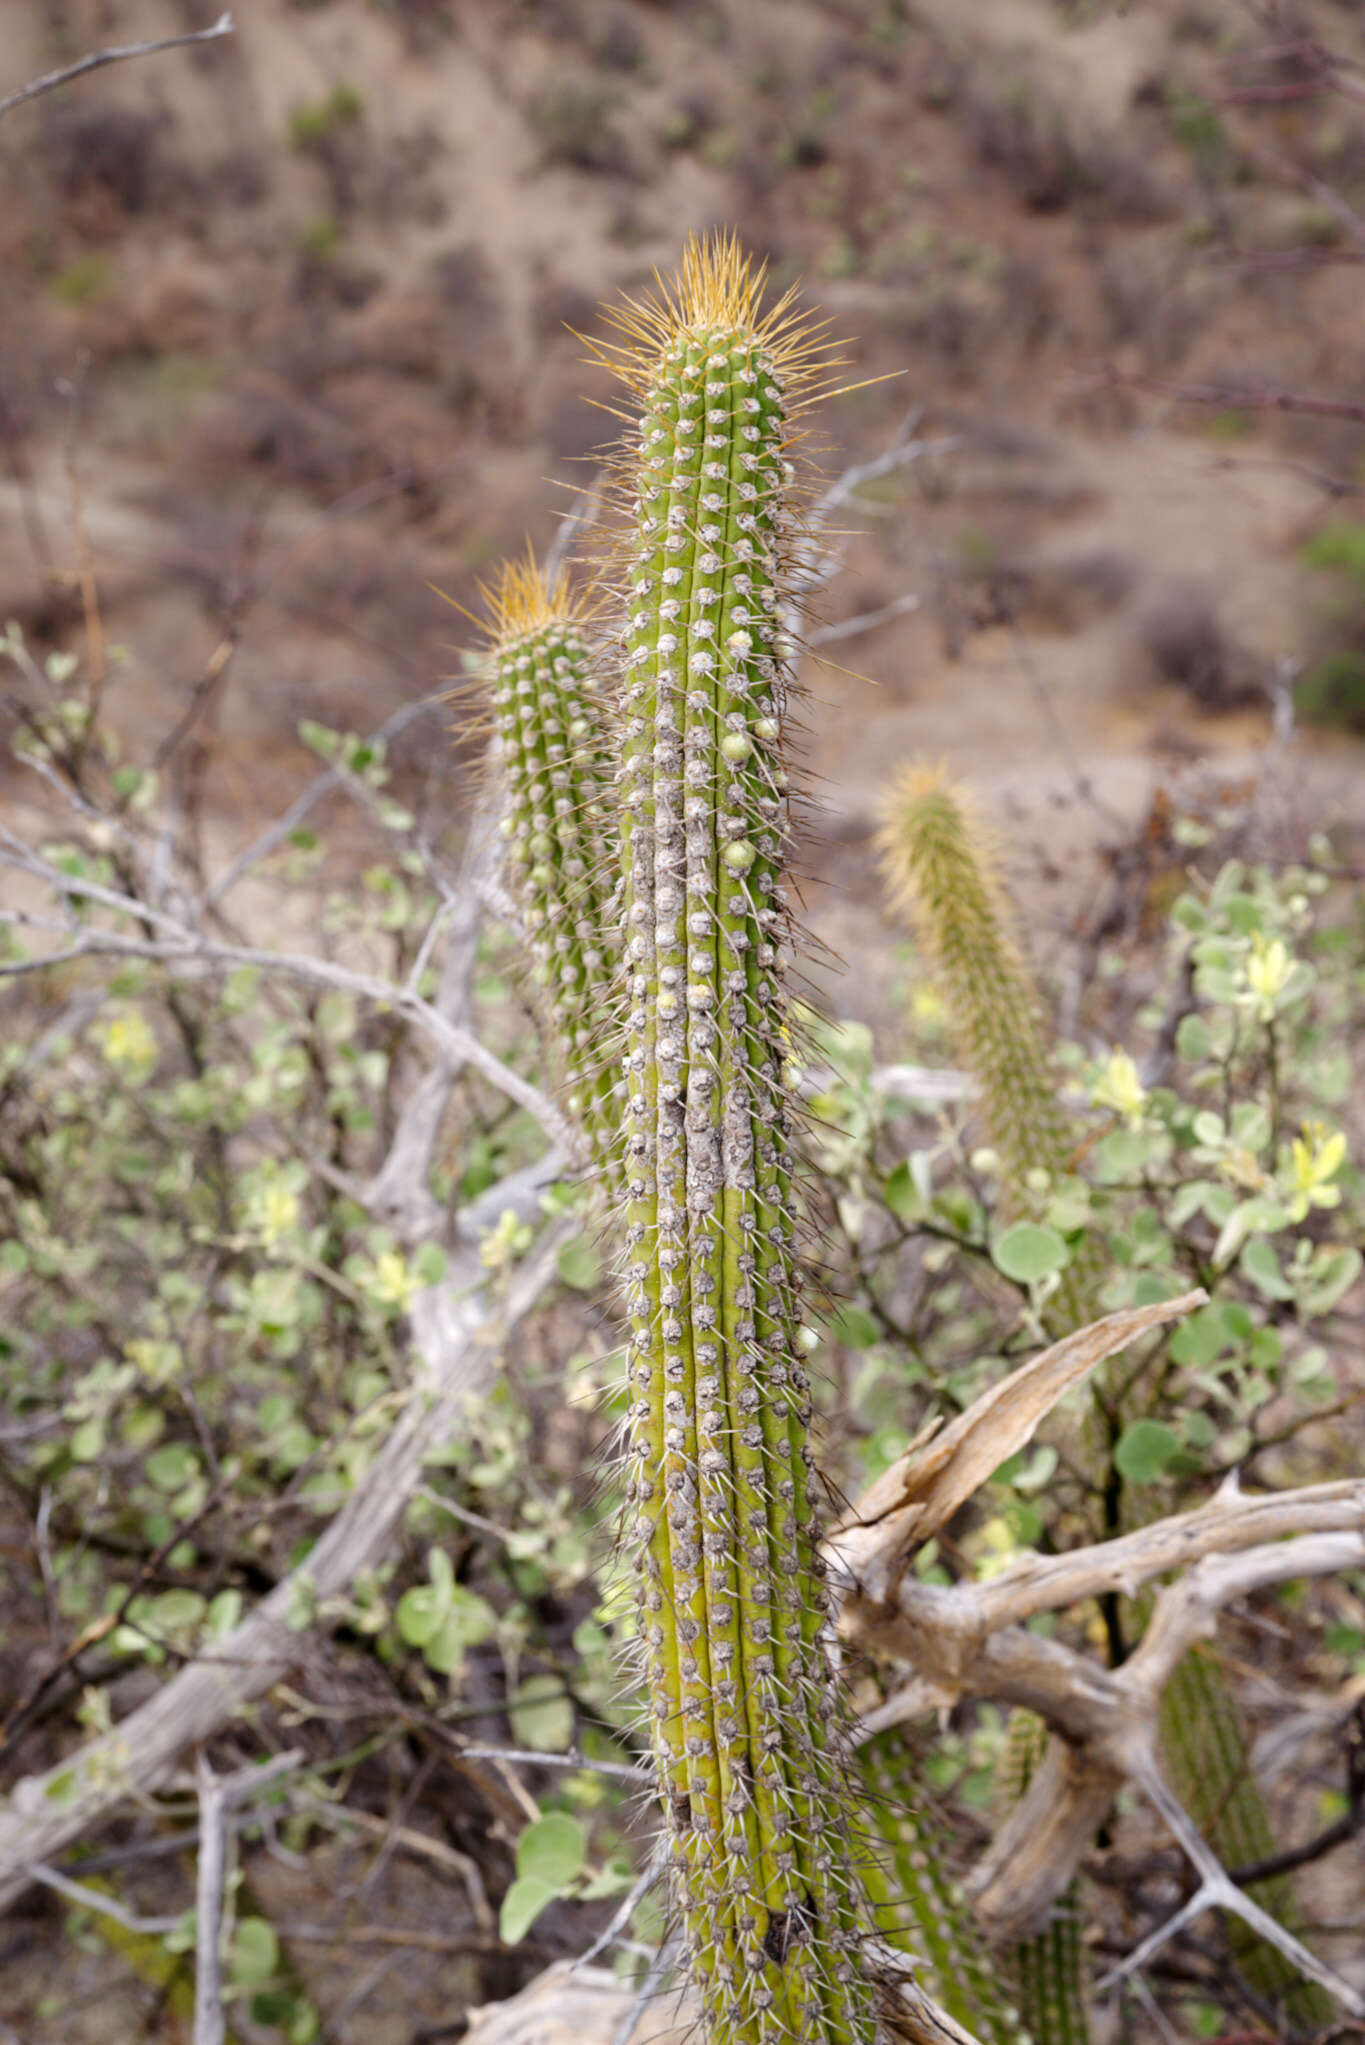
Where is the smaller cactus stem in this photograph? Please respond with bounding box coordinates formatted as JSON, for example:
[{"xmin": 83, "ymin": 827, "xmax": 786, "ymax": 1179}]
[
  {"xmin": 1160, "ymin": 1649, "xmax": 1333, "ymax": 2029},
  {"xmin": 485, "ymin": 555, "xmax": 619, "ymax": 1175},
  {"xmin": 880, "ymin": 762, "xmax": 1327, "ymax": 2033},
  {"xmin": 875, "ymin": 766, "xmax": 1071, "ymax": 1197},
  {"xmin": 858, "ymin": 1728, "xmax": 1029, "ymax": 2045},
  {"xmin": 998, "ymin": 1711, "xmax": 1091, "ymax": 2045}
]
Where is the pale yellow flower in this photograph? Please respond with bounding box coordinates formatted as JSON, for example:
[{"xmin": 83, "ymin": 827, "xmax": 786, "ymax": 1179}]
[
  {"xmin": 1243, "ymin": 934, "xmax": 1293, "ymax": 1022},
  {"xmin": 1091, "ymin": 1048, "xmax": 1146, "ymax": 1128},
  {"xmin": 98, "ymin": 1012, "xmax": 157, "ymax": 1069},
  {"xmin": 1284, "ymin": 1122, "xmax": 1347, "ymax": 1224}
]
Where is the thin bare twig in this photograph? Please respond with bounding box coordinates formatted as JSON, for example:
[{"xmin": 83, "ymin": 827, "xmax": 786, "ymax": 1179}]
[
  {"xmin": 203, "ymin": 693, "xmax": 446, "ymax": 911},
  {"xmin": 456, "ymin": 1746, "xmax": 649, "ymax": 1785},
  {"xmin": 574, "ymin": 1840, "xmax": 667, "ymax": 1971},
  {"xmin": 0, "ymin": 833, "xmax": 571, "ymax": 1149},
  {"xmin": 194, "ymin": 1751, "xmax": 303, "ymax": 2045},
  {"xmin": 0, "ymin": 14, "xmax": 235, "ymax": 120},
  {"xmin": 1088, "ymin": 362, "xmax": 1365, "ymax": 427},
  {"xmin": 1093, "ymin": 1766, "xmax": 1365, "ymax": 2015},
  {"xmin": 808, "ymin": 592, "xmax": 921, "ymax": 647},
  {"xmin": 20, "ymin": 1862, "xmax": 184, "ymax": 1936}
]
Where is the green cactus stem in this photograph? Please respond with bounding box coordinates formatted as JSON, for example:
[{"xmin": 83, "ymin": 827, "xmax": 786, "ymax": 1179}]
[
  {"xmin": 859, "ymin": 1727, "xmax": 1029, "ymax": 2045},
  {"xmin": 484, "ymin": 554, "xmax": 620, "ymax": 1174},
  {"xmin": 878, "ymin": 761, "xmax": 1328, "ymax": 2033},
  {"xmin": 598, "ymin": 232, "xmax": 877, "ymax": 2043},
  {"xmin": 875, "ymin": 765, "xmax": 1072, "ymax": 1198},
  {"xmin": 1160, "ymin": 1649, "xmax": 1332, "ymax": 2031},
  {"xmin": 997, "ymin": 1713, "xmax": 1091, "ymax": 2045}
]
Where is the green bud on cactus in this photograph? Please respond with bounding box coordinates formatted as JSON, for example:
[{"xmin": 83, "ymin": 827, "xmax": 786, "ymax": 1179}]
[{"xmin": 598, "ymin": 232, "xmax": 878, "ymax": 2044}]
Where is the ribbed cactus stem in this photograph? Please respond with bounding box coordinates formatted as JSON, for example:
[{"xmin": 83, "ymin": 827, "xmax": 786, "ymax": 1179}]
[
  {"xmin": 608, "ymin": 234, "xmax": 875, "ymax": 2043},
  {"xmin": 487, "ymin": 556, "xmax": 619, "ymax": 1172},
  {"xmin": 880, "ymin": 767, "xmax": 1097, "ymax": 2043},
  {"xmin": 880, "ymin": 762, "xmax": 1326, "ymax": 2031},
  {"xmin": 1160, "ymin": 1651, "xmax": 1332, "ymax": 2030},
  {"xmin": 876, "ymin": 767, "xmax": 1072, "ymax": 1190},
  {"xmin": 998, "ymin": 1712, "xmax": 1091, "ymax": 2045},
  {"xmin": 859, "ymin": 1729, "xmax": 1029, "ymax": 2045}
]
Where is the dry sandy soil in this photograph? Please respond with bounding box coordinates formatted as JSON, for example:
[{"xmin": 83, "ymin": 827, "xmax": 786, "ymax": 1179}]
[{"xmin": 3, "ymin": 0, "xmax": 1363, "ymax": 900}]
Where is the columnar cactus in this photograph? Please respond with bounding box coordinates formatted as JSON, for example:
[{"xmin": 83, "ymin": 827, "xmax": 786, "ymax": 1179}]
[
  {"xmin": 996, "ymin": 1712, "xmax": 1090, "ymax": 2045},
  {"xmin": 859, "ymin": 1728, "xmax": 1028, "ymax": 2045},
  {"xmin": 600, "ymin": 234, "xmax": 878, "ymax": 2043},
  {"xmin": 1159, "ymin": 1651, "xmax": 1332, "ymax": 2029},
  {"xmin": 485, "ymin": 554, "xmax": 620, "ymax": 1172},
  {"xmin": 875, "ymin": 765, "xmax": 1072, "ymax": 1201},
  {"xmin": 878, "ymin": 760, "xmax": 1326, "ymax": 2031}
]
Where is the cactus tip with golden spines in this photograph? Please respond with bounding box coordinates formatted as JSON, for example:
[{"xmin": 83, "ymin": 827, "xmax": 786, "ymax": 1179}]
[
  {"xmin": 483, "ymin": 549, "xmax": 620, "ymax": 1171},
  {"xmin": 607, "ymin": 234, "xmax": 877, "ymax": 2043}
]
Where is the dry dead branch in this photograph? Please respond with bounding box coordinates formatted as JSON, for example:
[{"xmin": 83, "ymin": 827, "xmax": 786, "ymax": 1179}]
[{"xmin": 827, "ymin": 1294, "xmax": 1365, "ymax": 2011}]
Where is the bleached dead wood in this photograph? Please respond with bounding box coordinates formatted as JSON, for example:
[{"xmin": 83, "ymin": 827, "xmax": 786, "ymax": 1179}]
[{"xmin": 829, "ymin": 1293, "xmax": 1365, "ymax": 2009}]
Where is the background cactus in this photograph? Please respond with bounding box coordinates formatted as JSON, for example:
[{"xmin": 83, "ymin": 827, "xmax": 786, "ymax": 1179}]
[
  {"xmin": 1159, "ymin": 1651, "xmax": 1331, "ymax": 2030},
  {"xmin": 859, "ymin": 1726, "xmax": 1029, "ymax": 2045},
  {"xmin": 484, "ymin": 554, "xmax": 620, "ymax": 1172},
  {"xmin": 600, "ymin": 234, "xmax": 878, "ymax": 2043},
  {"xmin": 876, "ymin": 760, "xmax": 1329, "ymax": 2036},
  {"xmin": 996, "ymin": 1713, "xmax": 1090, "ymax": 2045}
]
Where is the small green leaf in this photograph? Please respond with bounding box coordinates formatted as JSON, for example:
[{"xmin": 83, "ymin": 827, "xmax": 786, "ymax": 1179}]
[
  {"xmin": 884, "ymin": 1159, "xmax": 921, "ymax": 1222},
  {"xmin": 1166, "ymin": 1179, "xmax": 1220, "ymax": 1230},
  {"xmin": 829, "ymin": 1303, "xmax": 880, "ymax": 1349},
  {"xmin": 1114, "ymin": 1419, "xmax": 1179, "ymax": 1485},
  {"xmin": 499, "ymin": 1875, "xmax": 557, "ymax": 1946},
  {"xmin": 1240, "ymin": 1236, "xmax": 1294, "ymax": 1301},
  {"xmin": 418, "ymin": 1582, "xmax": 494, "ymax": 1675},
  {"xmin": 149, "ymin": 1589, "xmax": 205, "ymax": 1635},
  {"xmin": 413, "ymin": 1241, "xmax": 447, "ymax": 1286},
  {"xmin": 1176, "ymin": 1013, "xmax": 1212, "ymax": 1061},
  {"xmin": 1298, "ymin": 1245, "xmax": 1362, "ymax": 1319},
  {"xmin": 395, "ymin": 1585, "xmax": 442, "ymax": 1648},
  {"xmin": 1093, "ymin": 1129, "xmax": 1150, "ymax": 1181},
  {"xmin": 120, "ymin": 1405, "xmax": 165, "ymax": 1452},
  {"xmin": 991, "ymin": 1223, "xmax": 1068, "ymax": 1285},
  {"xmin": 516, "ymin": 1812, "xmax": 586, "ymax": 1888},
  {"xmin": 206, "ymin": 1589, "xmax": 243, "ymax": 1637},
  {"xmin": 70, "ymin": 1419, "xmax": 104, "ymax": 1462},
  {"xmin": 556, "ymin": 1237, "xmax": 602, "ymax": 1292},
  {"xmin": 144, "ymin": 1442, "xmax": 199, "ymax": 1492},
  {"xmin": 230, "ymin": 1918, "xmax": 279, "ymax": 1987},
  {"xmin": 509, "ymin": 1674, "xmax": 574, "ymax": 1753},
  {"xmin": 581, "ymin": 1857, "xmax": 635, "ymax": 1899},
  {"xmin": 1169, "ymin": 1306, "xmax": 1237, "ymax": 1370},
  {"xmin": 1192, "ymin": 1109, "xmax": 1225, "ymax": 1148}
]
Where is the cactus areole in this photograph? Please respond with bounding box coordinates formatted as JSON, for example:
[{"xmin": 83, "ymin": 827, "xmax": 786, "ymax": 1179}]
[{"xmin": 602, "ymin": 237, "xmax": 877, "ymax": 2040}]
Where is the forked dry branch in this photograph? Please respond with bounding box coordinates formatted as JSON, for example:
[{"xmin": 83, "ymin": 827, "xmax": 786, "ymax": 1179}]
[{"xmin": 827, "ymin": 1299, "xmax": 1365, "ymax": 2013}]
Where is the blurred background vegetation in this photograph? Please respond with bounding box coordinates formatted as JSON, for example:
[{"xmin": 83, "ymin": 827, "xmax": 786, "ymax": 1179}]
[{"xmin": 2, "ymin": 3, "xmax": 1364, "ymax": 2042}]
